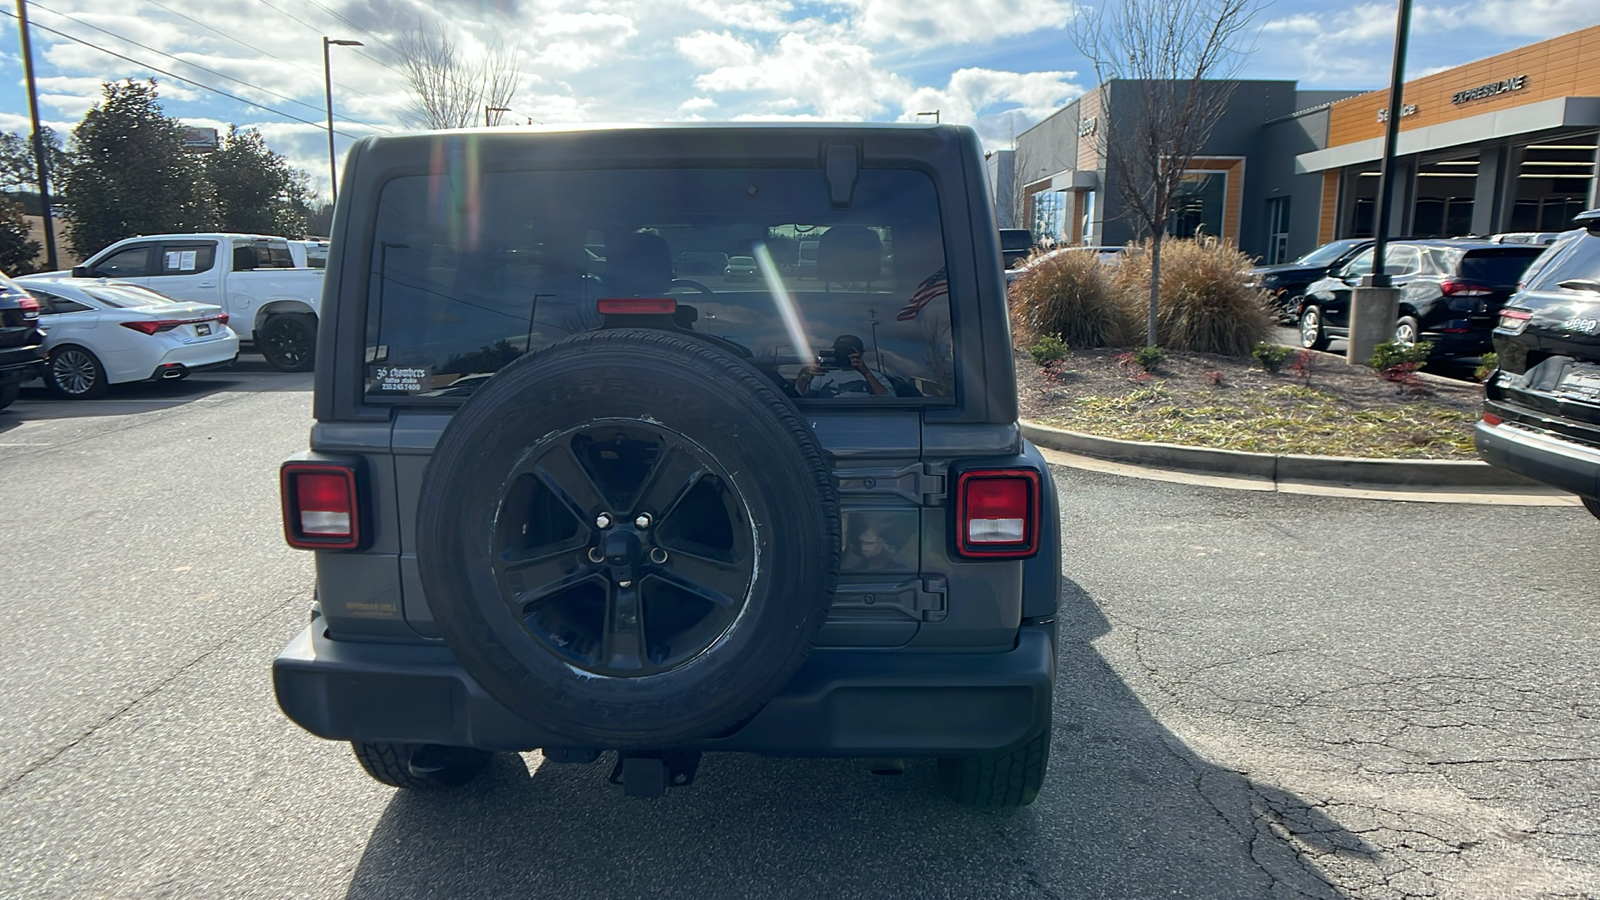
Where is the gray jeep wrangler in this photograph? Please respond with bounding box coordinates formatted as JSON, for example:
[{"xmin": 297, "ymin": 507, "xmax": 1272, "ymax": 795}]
[{"xmin": 273, "ymin": 124, "xmax": 1061, "ymax": 807}]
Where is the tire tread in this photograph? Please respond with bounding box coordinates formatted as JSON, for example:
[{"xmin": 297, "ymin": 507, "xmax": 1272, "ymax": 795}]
[{"xmin": 938, "ymin": 728, "xmax": 1050, "ymax": 808}]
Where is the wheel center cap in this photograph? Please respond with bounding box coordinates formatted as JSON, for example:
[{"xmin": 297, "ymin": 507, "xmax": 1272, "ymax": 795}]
[{"xmin": 601, "ymin": 528, "xmax": 644, "ymax": 582}]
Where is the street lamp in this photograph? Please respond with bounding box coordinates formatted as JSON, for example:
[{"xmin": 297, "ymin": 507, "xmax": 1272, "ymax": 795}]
[
  {"xmin": 485, "ymin": 106, "xmax": 511, "ymax": 127},
  {"xmin": 916, "ymin": 110, "xmax": 940, "ymax": 123},
  {"xmin": 322, "ymin": 37, "xmax": 363, "ymax": 208}
]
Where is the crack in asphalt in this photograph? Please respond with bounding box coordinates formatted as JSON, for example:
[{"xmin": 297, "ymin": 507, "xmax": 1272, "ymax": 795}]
[{"xmin": 0, "ymin": 592, "xmax": 302, "ymax": 799}]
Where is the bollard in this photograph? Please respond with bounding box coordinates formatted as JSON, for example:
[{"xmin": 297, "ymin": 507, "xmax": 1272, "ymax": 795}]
[{"xmin": 1348, "ymin": 286, "xmax": 1399, "ymax": 367}]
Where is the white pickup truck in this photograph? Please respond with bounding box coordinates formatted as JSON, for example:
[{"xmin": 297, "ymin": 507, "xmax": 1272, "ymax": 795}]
[{"xmin": 65, "ymin": 233, "xmax": 325, "ymax": 371}]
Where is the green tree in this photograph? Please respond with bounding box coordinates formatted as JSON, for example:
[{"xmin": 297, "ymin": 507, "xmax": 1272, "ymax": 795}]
[
  {"xmin": 206, "ymin": 125, "xmax": 312, "ymax": 237},
  {"xmin": 0, "ymin": 195, "xmax": 42, "ymax": 274},
  {"xmin": 0, "ymin": 127, "xmax": 68, "ymax": 194},
  {"xmin": 58, "ymin": 80, "xmax": 215, "ymax": 257}
]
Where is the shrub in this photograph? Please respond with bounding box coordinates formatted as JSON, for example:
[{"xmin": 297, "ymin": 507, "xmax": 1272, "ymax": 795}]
[
  {"xmin": 1252, "ymin": 342, "xmax": 1291, "ymax": 373},
  {"xmin": 1205, "ymin": 369, "xmax": 1225, "ymax": 386},
  {"xmin": 1112, "ymin": 236, "xmax": 1274, "ymax": 357},
  {"xmin": 1133, "ymin": 344, "xmax": 1165, "ymax": 370},
  {"xmin": 1288, "ymin": 349, "xmax": 1317, "ymax": 384},
  {"xmin": 1474, "ymin": 351, "xmax": 1499, "ymax": 383},
  {"xmin": 1028, "ymin": 333, "xmax": 1068, "ymax": 367},
  {"xmin": 1368, "ymin": 340, "xmax": 1431, "ymax": 372},
  {"xmin": 1009, "ymin": 247, "xmax": 1135, "ymax": 349}
]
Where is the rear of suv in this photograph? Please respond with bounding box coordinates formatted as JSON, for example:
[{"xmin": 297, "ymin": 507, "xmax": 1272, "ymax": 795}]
[
  {"xmin": 1477, "ymin": 209, "xmax": 1600, "ymax": 516},
  {"xmin": 272, "ymin": 125, "xmax": 1061, "ymax": 806},
  {"xmin": 0, "ymin": 270, "xmax": 47, "ymax": 411}
]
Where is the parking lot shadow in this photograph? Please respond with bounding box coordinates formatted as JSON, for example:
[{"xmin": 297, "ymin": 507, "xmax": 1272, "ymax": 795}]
[
  {"xmin": 3, "ymin": 355, "xmax": 309, "ymax": 422},
  {"xmin": 345, "ymin": 579, "xmax": 1366, "ymax": 899}
]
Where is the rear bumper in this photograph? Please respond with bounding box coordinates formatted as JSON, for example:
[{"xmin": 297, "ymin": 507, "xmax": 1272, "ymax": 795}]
[
  {"xmin": 0, "ymin": 343, "xmax": 45, "ymax": 383},
  {"xmin": 1475, "ymin": 417, "xmax": 1600, "ymax": 499},
  {"xmin": 274, "ymin": 619, "xmax": 1057, "ymax": 756}
]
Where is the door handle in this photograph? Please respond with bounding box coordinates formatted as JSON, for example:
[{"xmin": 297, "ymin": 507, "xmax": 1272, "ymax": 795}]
[{"xmin": 198, "ymin": 282, "xmax": 216, "ymax": 287}]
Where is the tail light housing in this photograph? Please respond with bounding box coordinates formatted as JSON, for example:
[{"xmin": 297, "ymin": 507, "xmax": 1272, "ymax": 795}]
[
  {"xmin": 1441, "ymin": 280, "xmax": 1492, "ymax": 297},
  {"xmin": 954, "ymin": 469, "xmax": 1041, "ymax": 558},
  {"xmin": 281, "ymin": 462, "xmax": 365, "ymax": 550},
  {"xmin": 17, "ymin": 294, "xmax": 39, "ymax": 319},
  {"xmin": 120, "ymin": 314, "xmax": 231, "ymax": 335},
  {"xmin": 1498, "ymin": 308, "xmax": 1532, "ymax": 334},
  {"xmin": 598, "ymin": 298, "xmax": 677, "ymax": 315}
]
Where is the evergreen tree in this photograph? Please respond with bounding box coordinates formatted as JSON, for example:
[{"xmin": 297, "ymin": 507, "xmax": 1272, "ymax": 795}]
[
  {"xmin": 0, "ymin": 196, "xmax": 41, "ymax": 274},
  {"xmin": 207, "ymin": 125, "xmax": 312, "ymax": 238},
  {"xmin": 58, "ymin": 80, "xmax": 215, "ymax": 257}
]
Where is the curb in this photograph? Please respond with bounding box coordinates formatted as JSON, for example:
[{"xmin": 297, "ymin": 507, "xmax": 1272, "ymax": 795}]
[{"xmin": 1019, "ymin": 419, "xmax": 1545, "ymax": 490}]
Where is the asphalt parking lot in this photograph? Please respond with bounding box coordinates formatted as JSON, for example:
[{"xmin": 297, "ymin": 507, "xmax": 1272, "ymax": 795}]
[{"xmin": 1, "ymin": 358, "xmax": 1596, "ymax": 899}]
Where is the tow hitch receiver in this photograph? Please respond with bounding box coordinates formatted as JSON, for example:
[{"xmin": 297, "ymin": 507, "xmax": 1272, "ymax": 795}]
[{"xmin": 608, "ymin": 750, "xmax": 703, "ymax": 797}]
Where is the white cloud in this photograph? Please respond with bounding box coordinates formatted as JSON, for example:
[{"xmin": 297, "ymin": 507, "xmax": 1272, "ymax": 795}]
[
  {"xmin": 841, "ymin": 0, "xmax": 1075, "ymax": 44},
  {"xmin": 675, "ymin": 31, "xmax": 759, "ymax": 68},
  {"xmin": 695, "ymin": 33, "xmax": 907, "ymax": 119}
]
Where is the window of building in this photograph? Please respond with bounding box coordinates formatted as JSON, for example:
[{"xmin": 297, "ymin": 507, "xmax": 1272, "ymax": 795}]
[
  {"xmin": 1032, "ymin": 190, "xmax": 1067, "ymax": 244},
  {"xmin": 1266, "ymin": 196, "xmax": 1292, "ymax": 263},
  {"xmin": 1509, "ymin": 135, "xmax": 1597, "ymax": 233},
  {"xmin": 1412, "ymin": 153, "xmax": 1478, "ymax": 237},
  {"xmin": 1168, "ymin": 171, "xmax": 1225, "ymax": 239},
  {"xmin": 1347, "ymin": 170, "xmax": 1380, "ymax": 238}
]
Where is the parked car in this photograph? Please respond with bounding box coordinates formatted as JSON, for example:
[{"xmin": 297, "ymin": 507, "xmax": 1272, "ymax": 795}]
[
  {"xmin": 15, "ymin": 276, "xmax": 238, "ymax": 399},
  {"xmin": 1486, "ymin": 232, "xmax": 1563, "ymax": 246},
  {"xmin": 796, "ymin": 239, "xmax": 820, "ymax": 278},
  {"xmin": 0, "ymin": 270, "xmax": 47, "ymax": 411},
  {"xmin": 1247, "ymin": 238, "xmax": 1373, "ymax": 323},
  {"xmin": 1476, "ymin": 209, "xmax": 1600, "ymax": 517},
  {"xmin": 47, "ymin": 233, "xmax": 323, "ymax": 372},
  {"xmin": 999, "ymin": 228, "xmax": 1034, "ymax": 269},
  {"xmin": 273, "ymin": 124, "xmax": 1060, "ymax": 807},
  {"xmin": 1295, "ymin": 239, "xmax": 1546, "ymax": 357},
  {"xmin": 288, "ymin": 239, "xmax": 330, "ymax": 269},
  {"xmin": 724, "ymin": 255, "xmax": 758, "ymax": 280}
]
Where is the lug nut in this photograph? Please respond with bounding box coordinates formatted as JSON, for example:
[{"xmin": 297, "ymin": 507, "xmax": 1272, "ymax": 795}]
[
  {"xmin": 595, "ymin": 513, "xmax": 613, "ymax": 529},
  {"xmin": 650, "ymin": 548, "xmax": 668, "ymax": 564},
  {"xmin": 635, "ymin": 513, "xmax": 652, "ymax": 529},
  {"xmin": 588, "ymin": 547, "xmax": 604, "ymax": 563}
]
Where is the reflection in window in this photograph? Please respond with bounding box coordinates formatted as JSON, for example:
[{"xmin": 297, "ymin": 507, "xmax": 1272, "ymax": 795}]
[{"xmin": 1169, "ymin": 171, "xmax": 1225, "ymax": 239}]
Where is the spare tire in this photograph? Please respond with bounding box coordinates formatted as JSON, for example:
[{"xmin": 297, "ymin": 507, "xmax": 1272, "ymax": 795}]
[{"xmin": 416, "ymin": 329, "xmax": 840, "ymax": 747}]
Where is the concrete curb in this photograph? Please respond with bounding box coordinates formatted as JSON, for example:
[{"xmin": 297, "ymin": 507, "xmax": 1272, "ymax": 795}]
[{"xmin": 1020, "ymin": 419, "xmax": 1545, "ymax": 490}]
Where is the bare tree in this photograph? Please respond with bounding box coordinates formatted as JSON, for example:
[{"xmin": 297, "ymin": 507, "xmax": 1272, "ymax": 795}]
[
  {"xmin": 1073, "ymin": 0, "xmax": 1262, "ymax": 346},
  {"xmin": 394, "ymin": 20, "xmax": 520, "ymax": 130}
]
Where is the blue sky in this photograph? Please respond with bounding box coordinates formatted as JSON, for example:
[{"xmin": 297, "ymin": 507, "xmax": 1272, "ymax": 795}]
[{"xmin": 2, "ymin": 0, "xmax": 1598, "ymax": 200}]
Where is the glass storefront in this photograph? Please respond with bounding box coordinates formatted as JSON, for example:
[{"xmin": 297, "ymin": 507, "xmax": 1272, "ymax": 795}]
[
  {"xmin": 1168, "ymin": 171, "xmax": 1225, "ymax": 239},
  {"xmin": 1411, "ymin": 152, "xmax": 1478, "ymax": 237},
  {"xmin": 1509, "ymin": 135, "xmax": 1598, "ymax": 232},
  {"xmin": 1032, "ymin": 189, "xmax": 1067, "ymax": 244}
]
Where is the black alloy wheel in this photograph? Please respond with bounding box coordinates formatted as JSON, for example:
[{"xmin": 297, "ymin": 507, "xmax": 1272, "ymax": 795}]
[
  {"xmin": 259, "ymin": 314, "xmax": 317, "ymax": 372},
  {"xmin": 492, "ymin": 421, "xmax": 755, "ymax": 678}
]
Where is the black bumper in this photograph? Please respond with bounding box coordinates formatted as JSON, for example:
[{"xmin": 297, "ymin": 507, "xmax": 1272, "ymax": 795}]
[
  {"xmin": 1476, "ymin": 418, "xmax": 1600, "ymax": 499},
  {"xmin": 275, "ymin": 620, "xmax": 1056, "ymax": 756},
  {"xmin": 0, "ymin": 344, "xmax": 45, "ymax": 384}
]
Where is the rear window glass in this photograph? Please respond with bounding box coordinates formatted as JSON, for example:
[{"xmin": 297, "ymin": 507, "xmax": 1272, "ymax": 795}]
[
  {"xmin": 85, "ymin": 286, "xmax": 179, "ymax": 308},
  {"xmin": 363, "ymin": 167, "xmax": 955, "ymax": 403},
  {"xmin": 1456, "ymin": 248, "xmax": 1544, "ymax": 285},
  {"xmin": 1525, "ymin": 231, "xmax": 1600, "ymax": 292}
]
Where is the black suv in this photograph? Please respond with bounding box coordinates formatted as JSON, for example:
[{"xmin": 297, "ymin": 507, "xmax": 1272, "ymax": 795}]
[
  {"xmin": 1296, "ymin": 239, "xmax": 1546, "ymax": 356},
  {"xmin": 0, "ymin": 270, "xmax": 46, "ymax": 411},
  {"xmin": 1477, "ymin": 209, "xmax": 1600, "ymax": 516},
  {"xmin": 272, "ymin": 125, "xmax": 1061, "ymax": 806},
  {"xmin": 1248, "ymin": 238, "xmax": 1371, "ymax": 322}
]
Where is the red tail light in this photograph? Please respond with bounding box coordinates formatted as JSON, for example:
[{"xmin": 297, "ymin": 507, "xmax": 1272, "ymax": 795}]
[
  {"xmin": 17, "ymin": 294, "xmax": 39, "ymax": 313},
  {"xmin": 217, "ymin": 312, "xmax": 229, "ymax": 326},
  {"xmin": 1499, "ymin": 308, "xmax": 1531, "ymax": 334},
  {"xmin": 598, "ymin": 298, "xmax": 677, "ymax": 315},
  {"xmin": 1441, "ymin": 280, "xmax": 1492, "ymax": 297},
  {"xmin": 120, "ymin": 315, "xmax": 230, "ymax": 335},
  {"xmin": 1482, "ymin": 413, "xmax": 1503, "ymax": 427},
  {"xmin": 281, "ymin": 463, "xmax": 362, "ymax": 550},
  {"xmin": 955, "ymin": 469, "xmax": 1041, "ymax": 558}
]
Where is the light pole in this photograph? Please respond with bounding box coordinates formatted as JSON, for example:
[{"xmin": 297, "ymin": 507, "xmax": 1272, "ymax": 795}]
[
  {"xmin": 14, "ymin": 0, "xmax": 57, "ymax": 269},
  {"xmin": 485, "ymin": 106, "xmax": 511, "ymax": 127},
  {"xmin": 322, "ymin": 37, "xmax": 362, "ymax": 208},
  {"xmin": 916, "ymin": 110, "xmax": 940, "ymax": 124}
]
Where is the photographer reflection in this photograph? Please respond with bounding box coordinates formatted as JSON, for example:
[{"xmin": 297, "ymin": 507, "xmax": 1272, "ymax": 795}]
[{"xmin": 795, "ymin": 334, "xmax": 889, "ymax": 398}]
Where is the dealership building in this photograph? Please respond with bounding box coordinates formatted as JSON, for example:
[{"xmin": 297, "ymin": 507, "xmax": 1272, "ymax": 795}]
[{"xmin": 995, "ymin": 23, "xmax": 1600, "ymax": 264}]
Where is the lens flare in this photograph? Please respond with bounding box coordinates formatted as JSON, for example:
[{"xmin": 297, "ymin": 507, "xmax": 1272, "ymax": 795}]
[{"xmin": 752, "ymin": 241, "xmax": 812, "ymax": 363}]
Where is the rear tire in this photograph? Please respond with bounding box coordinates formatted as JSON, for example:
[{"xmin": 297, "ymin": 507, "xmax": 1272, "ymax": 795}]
[
  {"xmin": 1395, "ymin": 315, "xmax": 1421, "ymax": 348},
  {"xmin": 1581, "ymin": 497, "xmax": 1600, "ymax": 521},
  {"xmin": 46, "ymin": 345, "xmax": 109, "ymax": 399},
  {"xmin": 258, "ymin": 313, "xmax": 317, "ymax": 372},
  {"xmin": 1298, "ymin": 305, "xmax": 1330, "ymax": 351},
  {"xmin": 938, "ymin": 725, "xmax": 1051, "ymax": 808},
  {"xmin": 351, "ymin": 742, "xmax": 492, "ymax": 790}
]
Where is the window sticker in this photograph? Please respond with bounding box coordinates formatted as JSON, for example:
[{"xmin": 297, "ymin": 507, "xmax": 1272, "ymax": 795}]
[
  {"xmin": 180, "ymin": 250, "xmax": 198, "ymax": 271},
  {"xmin": 372, "ymin": 366, "xmax": 429, "ymax": 392},
  {"xmin": 165, "ymin": 251, "xmax": 181, "ymax": 270}
]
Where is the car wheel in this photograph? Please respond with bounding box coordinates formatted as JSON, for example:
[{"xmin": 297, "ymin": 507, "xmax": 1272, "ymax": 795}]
[
  {"xmin": 1581, "ymin": 497, "xmax": 1600, "ymax": 521},
  {"xmin": 352, "ymin": 742, "xmax": 492, "ymax": 790},
  {"xmin": 1298, "ymin": 305, "xmax": 1330, "ymax": 351},
  {"xmin": 1279, "ymin": 294, "xmax": 1304, "ymax": 325},
  {"xmin": 258, "ymin": 313, "xmax": 317, "ymax": 372},
  {"xmin": 1395, "ymin": 315, "xmax": 1421, "ymax": 348},
  {"xmin": 938, "ymin": 724, "xmax": 1051, "ymax": 808},
  {"xmin": 46, "ymin": 345, "xmax": 109, "ymax": 399},
  {"xmin": 416, "ymin": 329, "xmax": 841, "ymax": 748}
]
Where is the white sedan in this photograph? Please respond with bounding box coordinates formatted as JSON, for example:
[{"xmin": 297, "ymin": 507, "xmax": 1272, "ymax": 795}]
[{"xmin": 14, "ymin": 276, "xmax": 239, "ymax": 399}]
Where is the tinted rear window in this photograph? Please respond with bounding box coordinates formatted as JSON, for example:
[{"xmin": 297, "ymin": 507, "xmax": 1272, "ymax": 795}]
[
  {"xmin": 364, "ymin": 167, "xmax": 955, "ymax": 403},
  {"xmin": 999, "ymin": 229, "xmax": 1032, "ymax": 251},
  {"xmin": 1525, "ymin": 231, "xmax": 1600, "ymax": 292},
  {"xmin": 1457, "ymin": 248, "xmax": 1543, "ymax": 285}
]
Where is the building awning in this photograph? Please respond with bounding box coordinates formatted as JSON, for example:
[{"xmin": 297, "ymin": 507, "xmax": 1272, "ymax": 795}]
[
  {"xmin": 1027, "ymin": 169, "xmax": 1100, "ymax": 192},
  {"xmin": 1295, "ymin": 96, "xmax": 1600, "ymax": 173}
]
